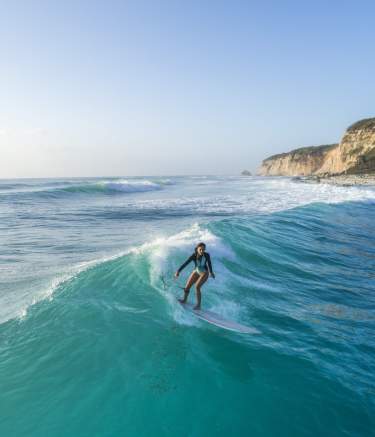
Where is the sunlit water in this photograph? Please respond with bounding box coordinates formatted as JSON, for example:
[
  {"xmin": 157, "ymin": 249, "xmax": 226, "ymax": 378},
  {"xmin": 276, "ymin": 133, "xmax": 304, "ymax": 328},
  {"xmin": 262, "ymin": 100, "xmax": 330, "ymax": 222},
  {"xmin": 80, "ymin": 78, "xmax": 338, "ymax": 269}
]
[{"xmin": 0, "ymin": 176, "xmax": 374, "ymax": 436}]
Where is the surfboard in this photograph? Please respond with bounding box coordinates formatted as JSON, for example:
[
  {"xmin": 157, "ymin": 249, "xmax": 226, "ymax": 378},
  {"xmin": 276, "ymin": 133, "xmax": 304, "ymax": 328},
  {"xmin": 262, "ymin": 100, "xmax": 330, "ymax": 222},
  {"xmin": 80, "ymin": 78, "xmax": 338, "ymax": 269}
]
[{"xmin": 178, "ymin": 300, "xmax": 260, "ymax": 334}]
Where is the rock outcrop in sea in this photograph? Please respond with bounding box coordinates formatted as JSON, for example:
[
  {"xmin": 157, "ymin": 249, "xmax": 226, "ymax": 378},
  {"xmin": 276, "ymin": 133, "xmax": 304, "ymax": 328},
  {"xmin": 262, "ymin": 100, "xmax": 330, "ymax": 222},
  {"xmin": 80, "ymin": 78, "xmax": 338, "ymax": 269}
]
[{"xmin": 258, "ymin": 117, "xmax": 375, "ymax": 176}]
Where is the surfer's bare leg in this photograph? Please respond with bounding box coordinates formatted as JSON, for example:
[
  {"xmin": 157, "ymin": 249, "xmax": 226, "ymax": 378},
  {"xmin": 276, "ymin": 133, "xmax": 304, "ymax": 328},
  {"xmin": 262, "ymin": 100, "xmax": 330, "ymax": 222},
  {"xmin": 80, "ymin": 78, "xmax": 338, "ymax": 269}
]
[
  {"xmin": 194, "ymin": 272, "xmax": 208, "ymax": 310},
  {"xmin": 178, "ymin": 272, "xmax": 199, "ymax": 303}
]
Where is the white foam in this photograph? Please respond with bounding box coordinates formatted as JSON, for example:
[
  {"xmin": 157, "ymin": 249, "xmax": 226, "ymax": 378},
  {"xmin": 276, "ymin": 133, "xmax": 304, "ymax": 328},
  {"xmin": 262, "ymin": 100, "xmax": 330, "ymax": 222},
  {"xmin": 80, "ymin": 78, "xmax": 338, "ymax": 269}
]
[
  {"xmin": 114, "ymin": 178, "xmax": 375, "ymax": 217},
  {"xmin": 210, "ymin": 300, "xmax": 242, "ymax": 321},
  {"xmin": 156, "ymin": 178, "xmax": 174, "ymax": 185},
  {"xmin": 134, "ymin": 224, "xmax": 234, "ymax": 284},
  {"xmin": 251, "ymin": 178, "xmax": 375, "ymax": 213},
  {"xmin": 99, "ymin": 179, "xmax": 162, "ymax": 193},
  {"xmin": 8, "ymin": 249, "xmax": 133, "ymax": 325},
  {"xmin": 129, "ymin": 223, "xmax": 243, "ymax": 327}
]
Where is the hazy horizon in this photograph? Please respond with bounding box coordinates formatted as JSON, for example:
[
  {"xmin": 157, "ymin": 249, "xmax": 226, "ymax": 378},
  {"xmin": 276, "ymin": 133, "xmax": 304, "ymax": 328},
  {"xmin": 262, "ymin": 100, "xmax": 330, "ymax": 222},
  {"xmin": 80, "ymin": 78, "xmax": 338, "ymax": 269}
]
[{"xmin": 1, "ymin": 0, "xmax": 374, "ymax": 178}]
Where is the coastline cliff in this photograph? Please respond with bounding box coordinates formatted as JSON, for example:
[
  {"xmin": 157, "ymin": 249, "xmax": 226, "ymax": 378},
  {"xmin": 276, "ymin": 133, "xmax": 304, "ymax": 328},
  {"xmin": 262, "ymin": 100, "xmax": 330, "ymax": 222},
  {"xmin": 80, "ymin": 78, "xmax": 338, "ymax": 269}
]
[{"xmin": 258, "ymin": 118, "xmax": 375, "ymax": 176}]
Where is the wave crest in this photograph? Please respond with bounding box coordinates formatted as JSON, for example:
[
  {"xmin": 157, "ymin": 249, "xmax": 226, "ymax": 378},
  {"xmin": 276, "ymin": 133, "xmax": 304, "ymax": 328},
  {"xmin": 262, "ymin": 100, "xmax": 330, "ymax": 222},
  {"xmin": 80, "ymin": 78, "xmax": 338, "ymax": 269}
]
[{"xmin": 62, "ymin": 179, "xmax": 164, "ymax": 194}]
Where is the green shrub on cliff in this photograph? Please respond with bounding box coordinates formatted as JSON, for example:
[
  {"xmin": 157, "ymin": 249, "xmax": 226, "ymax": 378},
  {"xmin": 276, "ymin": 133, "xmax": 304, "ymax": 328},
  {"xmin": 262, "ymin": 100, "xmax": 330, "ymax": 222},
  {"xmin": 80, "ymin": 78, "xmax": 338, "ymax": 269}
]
[
  {"xmin": 265, "ymin": 144, "xmax": 337, "ymax": 162},
  {"xmin": 347, "ymin": 118, "xmax": 375, "ymax": 132}
]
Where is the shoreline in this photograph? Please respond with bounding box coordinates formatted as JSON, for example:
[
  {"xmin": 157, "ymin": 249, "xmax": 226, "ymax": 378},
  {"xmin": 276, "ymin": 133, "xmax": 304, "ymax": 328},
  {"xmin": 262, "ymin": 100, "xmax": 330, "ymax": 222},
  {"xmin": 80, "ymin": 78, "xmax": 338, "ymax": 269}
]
[{"xmin": 295, "ymin": 174, "xmax": 375, "ymax": 187}]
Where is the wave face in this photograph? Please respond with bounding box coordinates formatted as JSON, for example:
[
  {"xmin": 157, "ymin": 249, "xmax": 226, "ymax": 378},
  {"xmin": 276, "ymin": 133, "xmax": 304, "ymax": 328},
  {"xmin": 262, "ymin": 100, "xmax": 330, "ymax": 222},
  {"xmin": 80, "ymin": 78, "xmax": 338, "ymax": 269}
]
[
  {"xmin": 0, "ymin": 178, "xmax": 172, "ymax": 200},
  {"xmin": 0, "ymin": 176, "xmax": 375, "ymax": 436}
]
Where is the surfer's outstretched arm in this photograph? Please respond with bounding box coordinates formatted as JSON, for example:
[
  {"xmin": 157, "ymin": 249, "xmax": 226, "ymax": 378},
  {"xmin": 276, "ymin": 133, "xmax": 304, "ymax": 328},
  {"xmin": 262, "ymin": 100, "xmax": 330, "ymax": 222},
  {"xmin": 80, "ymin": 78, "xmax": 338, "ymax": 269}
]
[
  {"xmin": 205, "ymin": 253, "xmax": 215, "ymax": 278},
  {"xmin": 175, "ymin": 254, "xmax": 195, "ymax": 277}
]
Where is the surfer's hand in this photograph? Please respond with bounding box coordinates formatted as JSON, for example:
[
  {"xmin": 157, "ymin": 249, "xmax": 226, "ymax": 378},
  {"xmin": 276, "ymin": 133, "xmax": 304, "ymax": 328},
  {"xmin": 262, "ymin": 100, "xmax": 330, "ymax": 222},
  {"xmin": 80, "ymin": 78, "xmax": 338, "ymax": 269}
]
[
  {"xmin": 174, "ymin": 271, "xmax": 179, "ymax": 278},
  {"xmin": 210, "ymin": 272, "xmax": 215, "ymax": 279}
]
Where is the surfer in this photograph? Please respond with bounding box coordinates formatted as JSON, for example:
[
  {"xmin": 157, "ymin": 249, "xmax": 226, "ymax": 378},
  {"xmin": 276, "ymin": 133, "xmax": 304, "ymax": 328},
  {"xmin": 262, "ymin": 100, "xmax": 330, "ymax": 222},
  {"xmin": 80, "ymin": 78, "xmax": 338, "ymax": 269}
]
[{"xmin": 175, "ymin": 242, "xmax": 215, "ymax": 310}]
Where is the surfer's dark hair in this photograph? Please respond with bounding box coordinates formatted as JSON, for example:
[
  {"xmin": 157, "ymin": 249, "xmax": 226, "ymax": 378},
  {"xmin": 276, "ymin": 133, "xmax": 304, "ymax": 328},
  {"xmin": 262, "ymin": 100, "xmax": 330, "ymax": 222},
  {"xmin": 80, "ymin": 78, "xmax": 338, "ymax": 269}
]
[{"xmin": 195, "ymin": 242, "xmax": 206, "ymax": 254}]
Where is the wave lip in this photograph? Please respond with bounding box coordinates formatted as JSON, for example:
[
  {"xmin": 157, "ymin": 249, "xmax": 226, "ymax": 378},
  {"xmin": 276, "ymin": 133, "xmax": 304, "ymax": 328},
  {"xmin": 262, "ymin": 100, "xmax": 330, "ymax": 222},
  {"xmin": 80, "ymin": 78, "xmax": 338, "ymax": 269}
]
[{"xmin": 97, "ymin": 179, "xmax": 163, "ymax": 193}]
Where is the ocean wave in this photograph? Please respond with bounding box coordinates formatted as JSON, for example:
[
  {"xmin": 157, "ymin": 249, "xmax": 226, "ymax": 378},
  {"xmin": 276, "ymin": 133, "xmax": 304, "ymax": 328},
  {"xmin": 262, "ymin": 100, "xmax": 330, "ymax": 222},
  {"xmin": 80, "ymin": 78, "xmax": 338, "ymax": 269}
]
[
  {"xmin": 60, "ymin": 179, "xmax": 164, "ymax": 195},
  {"xmin": 1, "ymin": 181, "xmax": 374, "ymax": 436},
  {"xmin": 0, "ymin": 183, "xmax": 32, "ymax": 190},
  {"xmin": 2, "ymin": 177, "xmax": 374, "ymax": 213},
  {"xmin": 10, "ymin": 248, "xmax": 133, "ymax": 324},
  {"xmin": 3, "ymin": 203, "xmax": 375, "ymax": 389},
  {"xmin": 3, "ymin": 179, "xmax": 375, "ymax": 327},
  {"xmin": 13, "ymin": 197, "xmax": 374, "ymax": 329},
  {"xmin": 7, "ymin": 223, "xmax": 235, "ymax": 326},
  {"xmin": 0, "ymin": 179, "xmax": 166, "ymax": 200}
]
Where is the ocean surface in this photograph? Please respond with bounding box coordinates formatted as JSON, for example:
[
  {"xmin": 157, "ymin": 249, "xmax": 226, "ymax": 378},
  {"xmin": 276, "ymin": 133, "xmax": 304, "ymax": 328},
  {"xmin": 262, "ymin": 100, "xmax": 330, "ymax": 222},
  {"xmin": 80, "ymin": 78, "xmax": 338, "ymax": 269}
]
[{"xmin": 0, "ymin": 175, "xmax": 374, "ymax": 437}]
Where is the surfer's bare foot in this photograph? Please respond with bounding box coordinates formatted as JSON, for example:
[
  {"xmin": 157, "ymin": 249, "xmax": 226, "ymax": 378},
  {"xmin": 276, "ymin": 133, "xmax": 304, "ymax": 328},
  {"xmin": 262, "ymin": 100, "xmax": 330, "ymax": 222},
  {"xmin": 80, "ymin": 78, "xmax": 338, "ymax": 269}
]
[
  {"xmin": 193, "ymin": 304, "xmax": 201, "ymax": 310},
  {"xmin": 178, "ymin": 289, "xmax": 190, "ymax": 304}
]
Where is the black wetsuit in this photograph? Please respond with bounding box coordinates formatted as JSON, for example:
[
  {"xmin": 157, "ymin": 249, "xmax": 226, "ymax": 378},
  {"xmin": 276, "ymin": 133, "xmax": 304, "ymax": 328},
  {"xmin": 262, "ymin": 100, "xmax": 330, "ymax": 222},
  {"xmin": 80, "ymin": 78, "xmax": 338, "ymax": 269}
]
[{"xmin": 177, "ymin": 252, "xmax": 213, "ymax": 275}]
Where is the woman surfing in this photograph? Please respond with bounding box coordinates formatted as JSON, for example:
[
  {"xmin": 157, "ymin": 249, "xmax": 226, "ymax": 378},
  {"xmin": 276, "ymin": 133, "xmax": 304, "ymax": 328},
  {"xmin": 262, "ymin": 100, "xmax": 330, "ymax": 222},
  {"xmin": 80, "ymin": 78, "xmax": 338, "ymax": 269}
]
[{"xmin": 174, "ymin": 242, "xmax": 215, "ymax": 310}]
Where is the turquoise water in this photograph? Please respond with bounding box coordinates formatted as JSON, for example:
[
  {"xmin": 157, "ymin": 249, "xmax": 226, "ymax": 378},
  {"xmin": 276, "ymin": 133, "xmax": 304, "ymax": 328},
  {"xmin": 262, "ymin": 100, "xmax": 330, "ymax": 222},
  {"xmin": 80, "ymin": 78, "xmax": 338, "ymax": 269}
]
[{"xmin": 0, "ymin": 176, "xmax": 374, "ymax": 436}]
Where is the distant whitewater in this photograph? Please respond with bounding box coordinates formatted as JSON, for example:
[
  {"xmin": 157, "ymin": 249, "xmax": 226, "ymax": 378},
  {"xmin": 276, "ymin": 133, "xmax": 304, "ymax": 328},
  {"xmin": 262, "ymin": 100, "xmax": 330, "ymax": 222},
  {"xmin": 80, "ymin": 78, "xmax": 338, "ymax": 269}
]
[{"xmin": 0, "ymin": 175, "xmax": 374, "ymax": 436}]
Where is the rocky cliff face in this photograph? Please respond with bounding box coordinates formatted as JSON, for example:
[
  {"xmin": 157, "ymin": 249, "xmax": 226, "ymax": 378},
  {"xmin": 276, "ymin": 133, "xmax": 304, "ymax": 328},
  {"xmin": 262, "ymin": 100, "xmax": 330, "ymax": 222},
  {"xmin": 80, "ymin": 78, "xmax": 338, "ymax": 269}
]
[
  {"xmin": 258, "ymin": 118, "xmax": 375, "ymax": 176},
  {"xmin": 258, "ymin": 144, "xmax": 337, "ymax": 176}
]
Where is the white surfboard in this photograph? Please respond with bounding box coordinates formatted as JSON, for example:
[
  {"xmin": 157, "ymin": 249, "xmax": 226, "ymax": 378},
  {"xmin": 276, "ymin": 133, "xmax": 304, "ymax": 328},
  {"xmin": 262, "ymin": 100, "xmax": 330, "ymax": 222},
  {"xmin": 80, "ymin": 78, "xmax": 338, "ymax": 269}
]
[{"xmin": 178, "ymin": 301, "xmax": 260, "ymax": 334}]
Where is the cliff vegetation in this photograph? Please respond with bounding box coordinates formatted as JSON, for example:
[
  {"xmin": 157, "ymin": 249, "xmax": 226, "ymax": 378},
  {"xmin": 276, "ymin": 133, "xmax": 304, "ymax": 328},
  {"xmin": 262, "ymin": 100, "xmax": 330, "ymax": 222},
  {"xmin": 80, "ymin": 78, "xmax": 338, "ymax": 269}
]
[{"xmin": 258, "ymin": 117, "xmax": 375, "ymax": 176}]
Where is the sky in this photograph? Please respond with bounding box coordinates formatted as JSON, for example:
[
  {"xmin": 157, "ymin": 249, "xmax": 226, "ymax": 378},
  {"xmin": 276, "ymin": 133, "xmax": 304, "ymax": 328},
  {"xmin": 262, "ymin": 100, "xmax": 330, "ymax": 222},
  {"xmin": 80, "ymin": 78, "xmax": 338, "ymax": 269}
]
[{"xmin": 1, "ymin": 0, "xmax": 374, "ymax": 177}]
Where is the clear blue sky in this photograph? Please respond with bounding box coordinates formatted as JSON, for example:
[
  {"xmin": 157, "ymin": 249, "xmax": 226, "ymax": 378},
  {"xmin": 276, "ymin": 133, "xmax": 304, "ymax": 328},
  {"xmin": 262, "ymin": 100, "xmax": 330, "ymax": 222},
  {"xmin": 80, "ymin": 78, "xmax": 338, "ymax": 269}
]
[{"xmin": 1, "ymin": 0, "xmax": 374, "ymax": 177}]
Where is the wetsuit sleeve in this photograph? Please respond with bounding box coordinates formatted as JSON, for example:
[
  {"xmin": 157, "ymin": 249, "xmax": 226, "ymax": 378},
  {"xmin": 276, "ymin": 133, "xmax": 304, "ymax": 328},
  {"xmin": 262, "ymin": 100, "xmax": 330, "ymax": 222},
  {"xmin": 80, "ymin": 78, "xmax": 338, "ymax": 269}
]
[
  {"xmin": 205, "ymin": 253, "xmax": 213, "ymax": 274},
  {"xmin": 177, "ymin": 254, "xmax": 195, "ymax": 273}
]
